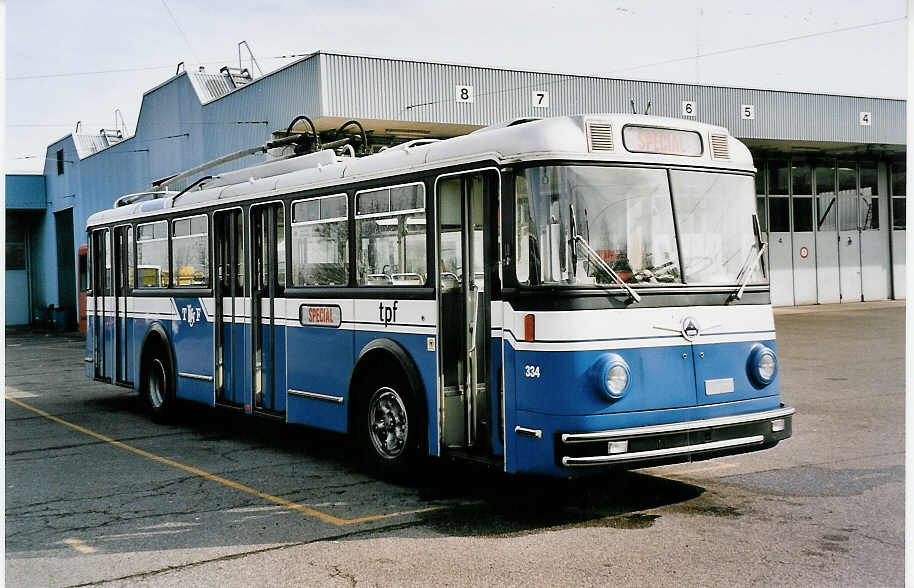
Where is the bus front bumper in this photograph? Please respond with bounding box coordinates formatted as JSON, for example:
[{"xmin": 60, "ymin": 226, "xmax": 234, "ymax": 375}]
[{"xmin": 555, "ymin": 405, "xmax": 794, "ymax": 467}]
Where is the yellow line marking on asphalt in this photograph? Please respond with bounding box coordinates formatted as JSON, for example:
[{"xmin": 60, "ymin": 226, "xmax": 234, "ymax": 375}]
[
  {"xmin": 6, "ymin": 395, "xmax": 448, "ymax": 526},
  {"xmin": 62, "ymin": 538, "xmax": 96, "ymax": 554}
]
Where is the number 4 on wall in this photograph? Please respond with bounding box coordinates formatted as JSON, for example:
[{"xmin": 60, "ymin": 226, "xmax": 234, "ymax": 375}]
[{"xmin": 859, "ymin": 112, "xmax": 872, "ymax": 126}]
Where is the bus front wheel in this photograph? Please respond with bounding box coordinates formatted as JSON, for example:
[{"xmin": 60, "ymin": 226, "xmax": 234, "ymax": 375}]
[{"xmin": 361, "ymin": 379, "xmax": 422, "ymax": 474}]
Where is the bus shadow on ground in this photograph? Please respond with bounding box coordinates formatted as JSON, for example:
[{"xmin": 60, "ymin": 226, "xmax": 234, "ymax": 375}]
[
  {"xmin": 84, "ymin": 396, "xmax": 705, "ymax": 537},
  {"xmin": 409, "ymin": 465, "xmax": 704, "ymax": 537}
]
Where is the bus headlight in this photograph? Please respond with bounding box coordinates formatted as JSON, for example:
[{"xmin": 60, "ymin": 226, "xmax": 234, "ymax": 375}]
[
  {"xmin": 607, "ymin": 365, "xmax": 629, "ymax": 397},
  {"xmin": 748, "ymin": 344, "xmax": 777, "ymax": 387},
  {"xmin": 592, "ymin": 353, "xmax": 631, "ymax": 400}
]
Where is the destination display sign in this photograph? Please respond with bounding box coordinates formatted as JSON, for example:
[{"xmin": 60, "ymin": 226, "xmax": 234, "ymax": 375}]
[
  {"xmin": 299, "ymin": 304, "xmax": 342, "ymax": 328},
  {"xmin": 622, "ymin": 125, "xmax": 703, "ymax": 157}
]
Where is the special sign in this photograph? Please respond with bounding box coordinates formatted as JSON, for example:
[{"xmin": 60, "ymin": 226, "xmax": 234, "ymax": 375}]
[
  {"xmin": 300, "ymin": 304, "xmax": 342, "ymax": 328},
  {"xmin": 622, "ymin": 125, "xmax": 703, "ymax": 157}
]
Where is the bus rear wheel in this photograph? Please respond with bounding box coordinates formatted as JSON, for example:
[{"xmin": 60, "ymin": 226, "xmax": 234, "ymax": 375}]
[
  {"xmin": 143, "ymin": 350, "xmax": 175, "ymax": 423},
  {"xmin": 361, "ymin": 380, "xmax": 422, "ymax": 475}
]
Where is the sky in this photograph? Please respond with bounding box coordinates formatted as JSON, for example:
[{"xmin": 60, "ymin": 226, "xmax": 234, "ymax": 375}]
[{"xmin": 4, "ymin": 0, "xmax": 908, "ymax": 174}]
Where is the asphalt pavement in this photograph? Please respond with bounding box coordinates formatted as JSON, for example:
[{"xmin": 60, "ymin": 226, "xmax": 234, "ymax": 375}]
[{"xmin": 4, "ymin": 301, "xmax": 904, "ymax": 587}]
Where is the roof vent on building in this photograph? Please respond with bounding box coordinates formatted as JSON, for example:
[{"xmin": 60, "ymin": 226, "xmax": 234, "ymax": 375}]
[
  {"xmin": 710, "ymin": 133, "xmax": 729, "ymax": 159},
  {"xmin": 99, "ymin": 129, "xmax": 124, "ymax": 147},
  {"xmin": 586, "ymin": 122, "xmax": 614, "ymax": 151},
  {"xmin": 220, "ymin": 66, "xmax": 253, "ymax": 88}
]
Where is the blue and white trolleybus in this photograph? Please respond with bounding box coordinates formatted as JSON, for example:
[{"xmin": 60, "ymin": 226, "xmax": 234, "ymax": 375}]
[{"xmin": 86, "ymin": 113, "xmax": 794, "ymax": 476}]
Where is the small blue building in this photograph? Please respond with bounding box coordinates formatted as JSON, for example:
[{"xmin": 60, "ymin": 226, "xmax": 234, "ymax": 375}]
[{"xmin": 5, "ymin": 51, "xmax": 907, "ymax": 327}]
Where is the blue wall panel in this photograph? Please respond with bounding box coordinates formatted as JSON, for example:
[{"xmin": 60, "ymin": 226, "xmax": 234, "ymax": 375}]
[{"xmin": 6, "ymin": 175, "xmax": 46, "ymax": 209}]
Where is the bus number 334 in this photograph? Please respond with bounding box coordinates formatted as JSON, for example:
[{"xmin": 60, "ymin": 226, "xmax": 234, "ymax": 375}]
[{"xmin": 525, "ymin": 365, "xmax": 541, "ymax": 378}]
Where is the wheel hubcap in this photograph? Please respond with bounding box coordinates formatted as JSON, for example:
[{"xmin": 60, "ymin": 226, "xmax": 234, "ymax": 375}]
[
  {"xmin": 148, "ymin": 359, "xmax": 166, "ymax": 409},
  {"xmin": 367, "ymin": 387, "xmax": 408, "ymax": 459}
]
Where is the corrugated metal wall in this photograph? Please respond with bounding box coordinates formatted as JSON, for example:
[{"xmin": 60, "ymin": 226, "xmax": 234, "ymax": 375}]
[
  {"xmin": 319, "ymin": 53, "xmax": 906, "ymax": 145},
  {"xmin": 26, "ymin": 51, "xmax": 907, "ymax": 315}
]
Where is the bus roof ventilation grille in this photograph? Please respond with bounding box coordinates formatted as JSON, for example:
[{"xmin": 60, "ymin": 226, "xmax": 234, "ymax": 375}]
[
  {"xmin": 710, "ymin": 133, "xmax": 729, "ymax": 159},
  {"xmin": 586, "ymin": 122, "xmax": 614, "ymax": 152}
]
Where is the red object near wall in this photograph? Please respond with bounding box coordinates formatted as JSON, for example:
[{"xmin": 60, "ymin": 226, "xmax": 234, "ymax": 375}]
[{"xmin": 78, "ymin": 244, "xmax": 87, "ymax": 336}]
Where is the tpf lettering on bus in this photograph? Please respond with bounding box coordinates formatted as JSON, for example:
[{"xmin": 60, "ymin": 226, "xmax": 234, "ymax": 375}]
[
  {"xmin": 181, "ymin": 304, "xmax": 202, "ymax": 327},
  {"xmin": 379, "ymin": 301, "xmax": 399, "ymax": 326}
]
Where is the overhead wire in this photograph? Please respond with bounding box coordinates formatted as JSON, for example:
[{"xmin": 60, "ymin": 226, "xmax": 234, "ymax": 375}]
[
  {"xmin": 8, "ymin": 121, "xmax": 270, "ymax": 128},
  {"xmin": 5, "ymin": 16, "xmax": 905, "ymax": 84},
  {"xmin": 5, "ymin": 15, "xmax": 905, "ymax": 165},
  {"xmin": 6, "ymin": 55, "xmax": 311, "ymax": 81},
  {"xmin": 403, "ymin": 15, "xmax": 908, "ymax": 109},
  {"xmin": 159, "ymin": 0, "xmax": 201, "ymax": 64}
]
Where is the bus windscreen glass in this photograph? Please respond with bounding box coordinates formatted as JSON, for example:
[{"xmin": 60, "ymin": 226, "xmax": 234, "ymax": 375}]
[
  {"xmin": 515, "ymin": 165, "xmax": 766, "ymax": 288},
  {"xmin": 670, "ymin": 170, "xmax": 765, "ymax": 284}
]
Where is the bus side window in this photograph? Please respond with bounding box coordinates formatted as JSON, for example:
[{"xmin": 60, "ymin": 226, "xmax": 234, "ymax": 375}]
[
  {"xmin": 137, "ymin": 220, "xmax": 169, "ymax": 287},
  {"xmin": 515, "ymin": 175, "xmax": 532, "ymax": 284},
  {"xmin": 172, "ymin": 215, "xmax": 210, "ymax": 287},
  {"xmin": 104, "ymin": 229, "xmax": 112, "ymax": 294},
  {"xmin": 126, "ymin": 226, "xmax": 134, "ymax": 289},
  {"xmin": 291, "ymin": 194, "xmax": 349, "ymax": 287},
  {"xmin": 355, "ymin": 183, "xmax": 427, "ymax": 286},
  {"xmin": 82, "ymin": 241, "xmax": 91, "ymax": 293}
]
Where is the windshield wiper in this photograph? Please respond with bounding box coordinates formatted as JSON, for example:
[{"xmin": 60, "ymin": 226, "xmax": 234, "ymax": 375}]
[
  {"xmin": 731, "ymin": 213, "xmax": 768, "ymax": 301},
  {"xmin": 573, "ymin": 234, "xmax": 641, "ymax": 303}
]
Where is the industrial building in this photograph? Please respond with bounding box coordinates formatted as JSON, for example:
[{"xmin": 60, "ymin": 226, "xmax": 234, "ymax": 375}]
[{"xmin": 5, "ymin": 51, "xmax": 906, "ymax": 327}]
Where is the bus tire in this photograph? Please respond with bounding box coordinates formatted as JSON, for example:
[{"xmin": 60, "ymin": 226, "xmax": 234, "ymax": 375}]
[
  {"xmin": 360, "ymin": 375, "xmax": 423, "ymax": 476},
  {"xmin": 142, "ymin": 348, "xmax": 175, "ymax": 423}
]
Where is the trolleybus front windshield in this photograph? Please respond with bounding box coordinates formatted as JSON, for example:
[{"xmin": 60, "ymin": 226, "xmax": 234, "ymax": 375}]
[{"xmin": 515, "ymin": 165, "xmax": 765, "ymax": 288}]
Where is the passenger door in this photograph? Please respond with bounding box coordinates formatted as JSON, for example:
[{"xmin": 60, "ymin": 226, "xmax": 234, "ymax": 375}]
[
  {"xmin": 250, "ymin": 203, "xmax": 286, "ymax": 415},
  {"xmin": 112, "ymin": 225, "xmax": 133, "ymax": 384},
  {"xmin": 437, "ymin": 170, "xmax": 498, "ymax": 453},
  {"xmin": 214, "ymin": 209, "xmax": 246, "ymax": 407},
  {"xmin": 90, "ymin": 229, "xmax": 112, "ymax": 381}
]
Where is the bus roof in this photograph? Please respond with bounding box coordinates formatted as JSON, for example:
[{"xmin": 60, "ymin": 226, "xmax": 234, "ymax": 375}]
[{"xmin": 87, "ymin": 113, "xmax": 754, "ymax": 228}]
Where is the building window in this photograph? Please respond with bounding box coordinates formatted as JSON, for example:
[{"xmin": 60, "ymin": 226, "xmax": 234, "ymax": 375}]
[
  {"xmin": 791, "ymin": 163, "xmax": 813, "ymax": 233},
  {"xmin": 767, "ymin": 160, "xmax": 790, "ymax": 233},
  {"xmin": 291, "ymin": 194, "xmax": 349, "ymax": 286},
  {"xmin": 859, "ymin": 165, "xmax": 879, "ymax": 230},
  {"xmin": 56, "ymin": 149, "xmax": 64, "ymax": 175},
  {"xmin": 136, "ymin": 220, "xmax": 169, "ymax": 287},
  {"xmin": 172, "ymin": 215, "xmax": 209, "ymax": 287},
  {"xmin": 6, "ymin": 220, "xmax": 26, "ymax": 270},
  {"xmin": 355, "ymin": 183, "xmax": 427, "ymax": 286},
  {"xmin": 836, "ymin": 162, "xmax": 859, "ymax": 232},
  {"xmin": 815, "ymin": 165, "xmax": 837, "ymax": 231},
  {"xmin": 891, "ymin": 162, "xmax": 905, "ymax": 230},
  {"xmin": 754, "ymin": 162, "xmax": 767, "ymax": 232}
]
